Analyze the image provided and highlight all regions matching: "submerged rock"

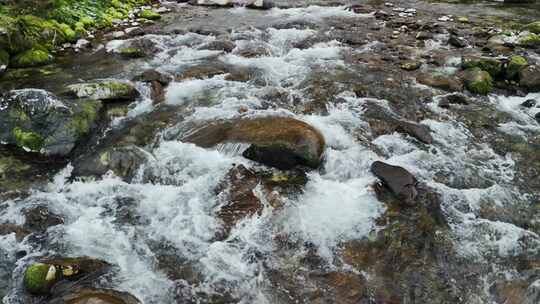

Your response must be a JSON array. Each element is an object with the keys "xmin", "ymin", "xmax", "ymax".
[
  {"xmin": 371, "ymin": 161, "xmax": 418, "ymax": 205},
  {"xmin": 182, "ymin": 116, "xmax": 325, "ymax": 169},
  {"xmin": 66, "ymin": 80, "xmax": 139, "ymax": 102},
  {"xmin": 0, "ymin": 89, "xmax": 102, "ymax": 156},
  {"xmin": 49, "ymin": 288, "xmax": 141, "ymax": 304}
]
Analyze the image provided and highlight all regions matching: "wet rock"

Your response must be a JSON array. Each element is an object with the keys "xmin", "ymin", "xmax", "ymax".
[
  {"xmin": 23, "ymin": 205, "xmax": 63, "ymax": 233},
  {"xmin": 0, "ymin": 223, "xmax": 30, "ymax": 241},
  {"xmin": 400, "ymin": 61, "xmax": 422, "ymax": 71},
  {"xmin": 524, "ymin": 21, "xmax": 540, "ymax": 34},
  {"xmin": 199, "ymin": 39, "xmax": 236, "ymax": 52},
  {"xmin": 23, "ymin": 263, "xmax": 56, "ymax": 294},
  {"xmin": 535, "ymin": 112, "xmax": 540, "ymax": 123},
  {"xmin": 133, "ymin": 69, "xmax": 171, "ymax": 86},
  {"xmin": 519, "ymin": 65, "xmax": 540, "ymax": 91},
  {"xmin": 215, "ymin": 165, "xmax": 263, "ymax": 235},
  {"xmin": 233, "ymin": 41, "xmax": 272, "ymax": 58},
  {"xmin": 521, "ymin": 99, "xmax": 536, "ymax": 108},
  {"xmin": 118, "ymin": 47, "xmax": 145, "ymax": 59},
  {"xmin": 0, "ymin": 89, "xmax": 102, "ymax": 156},
  {"xmin": 518, "ymin": 33, "xmax": 540, "ymax": 48},
  {"xmin": 181, "ymin": 116, "xmax": 325, "ymax": 169},
  {"xmin": 437, "ymin": 92, "xmax": 471, "ymax": 108},
  {"xmin": 506, "ymin": 55, "xmax": 528, "ymax": 80},
  {"xmin": 66, "ymin": 80, "xmax": 140, "ymax": 102},
  {"xmin": 448, "ymin": 35, "xmax": 467, "ymax": 48},
  {"xmin": 462, "ymin": 55, "xmax": 502, "ymax": 78},
  {"xmin": 49, "ymin": 288, "xmax": 141, "ymax": 304},
  {"xmin": 189, "ymin": 0, "xmax": 273, "ymax": 9},
  {"xmin": 74, "ymin": 145, "xmax": 151, "ymax": 181},
  {"xmin": 175, "ymin": 62, "xmax": 228, "ymax": 81},
  {"xmin": 371, "ymin": 161, "xmax": 418, "ymax": 205},
  {"xmin": 417, "ymin": 72, "xmax": 463, "ymax": 92},
  {"xmin": 463, "ymin": 67, "xmax": 493, "ymax": 95},
  {"xmin": 395, "ymin": 120, "xmax": 433, "ymax": 144}
]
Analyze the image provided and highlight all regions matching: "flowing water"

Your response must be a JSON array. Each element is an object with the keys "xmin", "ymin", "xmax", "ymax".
[{"xmin": 1, "ymin": 1, "xmax": 540, "ymax": 303}]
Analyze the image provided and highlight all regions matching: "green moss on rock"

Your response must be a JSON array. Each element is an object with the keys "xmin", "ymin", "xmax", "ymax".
[
  {"xmin": 462, "ymin": 56, "xmax": 502, "ymax": 78},
  {"xmin": 0, "ymin": 49, "xmax": 9, "ymax": 67},
  {"xmin": 58, "ymin": 23, "xmax": 77, "ymax": 42},
  {"xmin": 119, "ymin": 47, "xmax": 145, "ymax": 58},
  {"xmin": 12, "ymin": 127, "xmax": 44, "ymax": 152},
  {"xmin": 139, "ymin": 10, "xmax": 161, "ymax": 20},
  {"xmin": 463, "ymin": 67, "xmax": 493, "ymax": 95},
  {"xmin": 66, "ymin": 81, "xmax": 140, "ymax": 101},
  {"xmin": 525, "ymin": 21, "xmax": 540, "ymax": 34},
  {"xmin": 23, "ymin": 263, "xmax": 56, "ymax": 294},
  {"xmin": 12, "ymin": 48, "xmax": 52, "ymax": 68},
  {"xmin": 69, "ymin": 100, "xmax": 102, "ymax": 137},
  {"xmin": 506, "ymin": 55, "xmax": 527, "ymax": 80},
  {"xmin": 519, "ymin": 33, "xmax": 540, "ymax": 48}
]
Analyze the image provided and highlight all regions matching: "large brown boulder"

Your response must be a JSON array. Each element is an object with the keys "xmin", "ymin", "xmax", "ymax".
[{"xmin": 182, "ymin": 116, "xmax": 326, "ymax": 170}]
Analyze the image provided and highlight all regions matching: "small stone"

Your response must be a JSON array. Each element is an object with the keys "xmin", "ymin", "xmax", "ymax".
[
  {"xmin": 371, "ymin": 161, "xmax": 418, "ymax": 205},
  {"xmin": 400, "ymin": 61, "xmax": 422, "ymax": 71},
  {"xmin": 521, "ymin": 99, "xmax": 536, "ymax": 108}
]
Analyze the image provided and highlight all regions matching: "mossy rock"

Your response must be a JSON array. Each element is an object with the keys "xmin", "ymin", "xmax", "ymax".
[
  {"xmin": 119, "ymin": 47, "xmax": 145, "ymax": 59},
  {"xmin": 518, "ymin": 33, "xmax": 540, "ymax": 48},
  {"xmin": 0, "ymin": 49, "xmax": 9, "ymax": 67},
  {"xmin": 139, "ymin": 10, "xmax": 161, "ymax": 20},
  {"xmin": 462, "ymin": 55, "xmax": 502, "ymax": 78},
  {"xmin": 463, "ymin": 67, "xmax": 493, "ymax": 95},
  {"xmin": 66, "ymin": 81, "xmax": 140, "ymax": 102},
  {"xmin": 11, "ymin": 49, "xmax": 52, "ymax": 68},
  {"xmin": 506, "ymin": 55, "xmax": 527, "ymax": 80},
  {"xmin": 69, "ymin": 100, "xmax": 102, "ymax": 137},
  {"xmin": 23, "ymin": 263, "xmax": 57, "ymax": 294},
  {"xmin": 524, "ymin": 21, "xmax": 540, "ymax": 34},
  {"xmin": 12, "ymin": 127, "xmax": 44, "ymax": 152}
]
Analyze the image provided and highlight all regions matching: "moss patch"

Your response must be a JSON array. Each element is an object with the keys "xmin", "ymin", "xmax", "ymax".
[
  {"xmin": 11, "ymin": 48, "xmax": 52, "ymax": 68},
  {"xmin": 69, "ymin": 100, "xmax": 102, "ymax": 137},
  {"xmin": 519, "ymin": 33, "xmax": 540, "ymax": 47},
  {"xmin": 139, "ymin": 9, "xmax": 161, "ymax": 20},
  {"xmin": 23, "ymin": 263, "xmax": 55, "ymax": 294},
  {"xmin": 464, "ymin": 67, "xmax": 493, "ymax": 95},
  {"xmin": 506, "ymin": 55, "xmax": 527, "ymax": 80},
  {"xmin": 12, "ymin": 127, "xmax": 44, "ymax": 152},
  {"xmin": 525, "ymin": 21, "xmax": 540, "ymax": 34}
]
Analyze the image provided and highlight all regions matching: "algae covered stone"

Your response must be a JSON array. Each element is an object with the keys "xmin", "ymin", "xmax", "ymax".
[
  {"xmin": 524, "ymin": 21, "xmax": 540, "ymax": 34},
  {"xmin": 463, "ymin": 67, "xmax": 493, "ymax": 95},
  {"xmin": 0, "ymin": 89, "xmax": 102, "ymax": 156},
  {"xmin": 506, "ymin": 55, "xmax": 527, "ymax": 80},
  {"xmin": 139, "ymin": 9, "xmax": 161, "ymax": 20},
  {"xmin": 12, "ymin": 49, "xmax": 52, "ymax": 68},
  {"xmin": 518, "ymin": 33, "xmax": 540, "ymax": 48},
  {"xmin": 23, "ymin": 263, "xmax": 56, "ymax": 294},
  {"xmin": 66, "ymin": 80, "xmax": 140, "ymax": 101},
  {"xmin": 461, "ymin": 55, "xmax": 502, "ymax": 78}
]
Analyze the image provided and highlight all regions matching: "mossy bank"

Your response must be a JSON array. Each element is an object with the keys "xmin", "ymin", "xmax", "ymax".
[{"xmin": 0, "ymin": 0, "xmax": 157, "ymax": 70}]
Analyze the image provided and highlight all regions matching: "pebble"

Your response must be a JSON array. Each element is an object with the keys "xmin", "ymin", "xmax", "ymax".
[{"xmin": 112, "ymin": 31, "xmax": 126, "ymax": 39}]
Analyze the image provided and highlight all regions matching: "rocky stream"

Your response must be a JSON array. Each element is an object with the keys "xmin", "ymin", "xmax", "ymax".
[{"xmin": 1, "ymin": 0, "xmax": 540, "ymax": 303}]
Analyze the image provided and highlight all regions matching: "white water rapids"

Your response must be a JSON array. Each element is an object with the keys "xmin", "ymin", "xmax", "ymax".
[{"xmin": 1, "ymin": 4, "xmax": 540, "ymax": 304}]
